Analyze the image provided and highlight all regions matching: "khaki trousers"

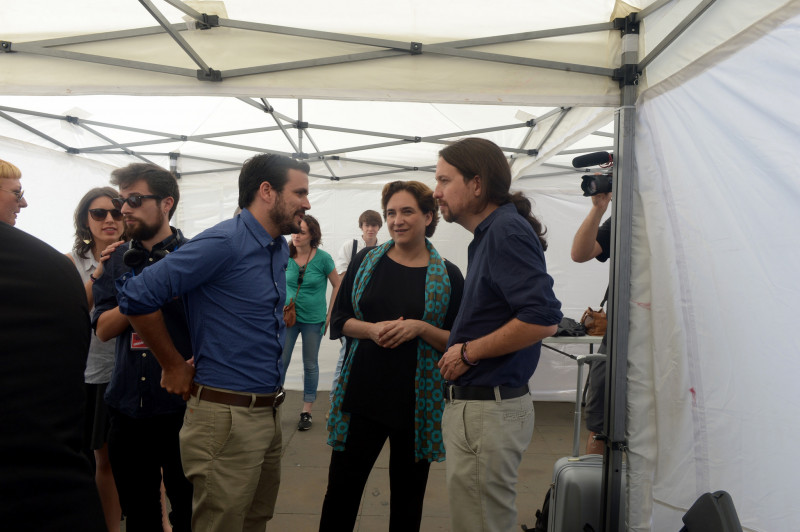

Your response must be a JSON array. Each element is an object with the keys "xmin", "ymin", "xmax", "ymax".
[
  {"xmin": 180, "ymin": 388, "xmax": 282, "ymax": 532},
  {"xmin": 442, "ymin": 393, "xmax": 535, "ymax": 532}
]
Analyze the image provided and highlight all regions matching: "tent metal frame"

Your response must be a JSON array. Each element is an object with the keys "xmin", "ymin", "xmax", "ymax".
[
  {"xmin": 0, "ymin": 101, "xmax": 580, "ymax": 181},
  {"xmin": 3, "ymin": 0, "xmax": 619, "ymax": 82}
]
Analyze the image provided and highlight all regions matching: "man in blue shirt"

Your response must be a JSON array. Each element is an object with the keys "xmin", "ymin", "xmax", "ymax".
[
  {"xmin": 117, "ymin": 154, "xmax": 311, "ymax": 532},
  {"xmin": 93, "ymin": 163, "xmax": 193, "ymax": 532},
  {"xmin": 433, "ymin": 138, "xmax": 563, "ymax": 532}
]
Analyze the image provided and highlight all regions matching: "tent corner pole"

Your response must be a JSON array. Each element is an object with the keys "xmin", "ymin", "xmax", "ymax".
[{"xmin": 602, "ymin": 17, "xmax": 639, "ymax": 532}]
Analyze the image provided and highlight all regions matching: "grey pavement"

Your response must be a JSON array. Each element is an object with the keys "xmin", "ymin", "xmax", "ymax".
[
  {"xmin": 270, "ymin": 390, "xmax": 586, "ymax": 532},
  {"xmin": 121, "ymin": 390, "xmax": 583, "ymax": 531}
]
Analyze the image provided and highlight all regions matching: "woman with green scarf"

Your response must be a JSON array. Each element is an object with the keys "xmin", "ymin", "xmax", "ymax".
[{"xmin": 320, "ymin": 180, "xmax": 463, "ymax": 532}]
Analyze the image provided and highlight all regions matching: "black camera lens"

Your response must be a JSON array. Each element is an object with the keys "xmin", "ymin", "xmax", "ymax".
[{"xmin": 581, "ymin": 173, "xmax": 613, "ymax": 197}]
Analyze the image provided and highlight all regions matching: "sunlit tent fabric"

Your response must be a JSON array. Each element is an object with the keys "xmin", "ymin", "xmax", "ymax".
[{"xmin": 2, "ymin": 1, "xmax": 800, "ymax": 530}]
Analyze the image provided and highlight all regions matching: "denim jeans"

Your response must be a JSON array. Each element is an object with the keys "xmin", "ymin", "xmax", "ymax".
[{"xmin": 281, "ymin": 321, "xmax": 323, "ymax": 403}]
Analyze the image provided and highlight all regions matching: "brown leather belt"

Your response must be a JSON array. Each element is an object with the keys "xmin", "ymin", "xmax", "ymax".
[{"xmin": 190, "ymin": 383, "xmax": 285, "ymax": 408}]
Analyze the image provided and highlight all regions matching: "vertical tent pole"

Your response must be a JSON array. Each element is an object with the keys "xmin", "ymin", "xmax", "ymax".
[{"xmin": 602, "ymin": 13, "xmax": 639, "ymax": 532}]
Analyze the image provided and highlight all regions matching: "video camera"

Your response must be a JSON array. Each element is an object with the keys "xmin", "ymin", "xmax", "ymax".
[{"xmin": 572, "ymin": 151, "xmax": 613, "ymax": 197}]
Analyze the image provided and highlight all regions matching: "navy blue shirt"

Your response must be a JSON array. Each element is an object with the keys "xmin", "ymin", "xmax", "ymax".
[
  {"xmin": 448, "ymin": 203, "xmax": 563, "ymax": 387},
  {"xmin": 93, "ymin": 229, "xmax": 192, "ymax": 418},
  {"xmin": 117, "ymin": 209, "xmax": 288, "ymax": 394},
  {"xmin": 597, "ymin": 217, "xmax": 611, "ymax": 263}
]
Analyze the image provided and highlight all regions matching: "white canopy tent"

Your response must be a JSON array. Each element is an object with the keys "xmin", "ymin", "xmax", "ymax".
[{"xmin": 3, "ymin": 1, "xmax": 800, "ymax": 530}]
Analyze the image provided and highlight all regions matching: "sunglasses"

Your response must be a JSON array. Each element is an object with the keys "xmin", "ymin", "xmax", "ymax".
[
  {"xmin": 297, "ymin": 265, "xmax": 307, "ymax": 286},
  {"xmin": 88, "ymin": 208, "xmax": 123, "ymax": 222},
  {"xmin": 112, "ymin": 194, "xmax": 163, "ymax": 209}
]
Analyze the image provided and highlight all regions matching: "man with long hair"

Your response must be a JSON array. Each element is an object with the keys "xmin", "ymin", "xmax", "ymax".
[{"xmin": 434, "ymin": 138, "xmax": 563, "ymax": 532}]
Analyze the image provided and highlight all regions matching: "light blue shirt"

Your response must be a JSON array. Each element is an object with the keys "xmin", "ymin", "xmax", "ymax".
[{"xmin": 117, "ymin": 209, "xmax": 288, "ymax": 394}]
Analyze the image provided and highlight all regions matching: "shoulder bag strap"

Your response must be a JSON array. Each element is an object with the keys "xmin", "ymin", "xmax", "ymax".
[{"xmin": 350, "ymin": 238, "xmax": 358, "ymax": 265}]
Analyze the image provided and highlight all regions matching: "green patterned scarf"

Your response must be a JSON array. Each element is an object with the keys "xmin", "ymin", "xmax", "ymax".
[{"xmin": 326, "ymin": 239, "xmax": 451, "ymax": 462}]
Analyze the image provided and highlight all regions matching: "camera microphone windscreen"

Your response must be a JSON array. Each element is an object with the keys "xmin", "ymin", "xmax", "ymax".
[{"xmin": 572, "ymin": 151, "xmax": 613, "ymax": 168}]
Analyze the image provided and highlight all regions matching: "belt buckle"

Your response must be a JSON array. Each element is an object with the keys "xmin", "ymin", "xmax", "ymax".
[{"xmin": 274, "ymin": 388, "xmax": 286, "ymax": 407}]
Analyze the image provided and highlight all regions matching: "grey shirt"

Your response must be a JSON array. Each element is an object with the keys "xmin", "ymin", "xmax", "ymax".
[{"xmin": 71, "ymin": 250, "xmax": 116, "ymax": 384}]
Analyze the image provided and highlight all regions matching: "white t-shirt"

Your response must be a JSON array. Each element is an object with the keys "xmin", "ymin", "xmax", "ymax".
[{"xmin": 334, "ymin": 237, "xmax": 377, "ymax": 275}]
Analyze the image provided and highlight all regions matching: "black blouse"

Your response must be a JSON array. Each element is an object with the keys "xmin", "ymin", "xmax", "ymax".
[{"xmin": 330, "ymin": 248, "xmax": 464, "ymax": 428}]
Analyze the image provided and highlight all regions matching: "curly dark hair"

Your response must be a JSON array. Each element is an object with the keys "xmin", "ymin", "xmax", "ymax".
[
  {"xmin": 72, "ymin": 186, "xmax": 126, "ymax": 259},
  {"xmin": 380, "ymin": 180, "xmax": 439, "ymax": 238}
]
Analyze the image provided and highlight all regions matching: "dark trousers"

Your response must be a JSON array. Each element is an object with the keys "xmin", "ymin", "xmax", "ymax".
[
  {"xmin": 319, "ymin": 413, "xmax": 431, "ymax": 532},
  {"xmin": 107, "ymin": 408, "xmax": 193, "ymax": 532}
]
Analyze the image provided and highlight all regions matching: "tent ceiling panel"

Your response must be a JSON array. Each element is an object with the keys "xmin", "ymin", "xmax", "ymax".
[
  {"xmin": 3, "ymin": 1, "xmax": 618, "ymax": 42},
  {"xmin": 1, "ymin": 1, "xmax": 622, "ymax": 105}
]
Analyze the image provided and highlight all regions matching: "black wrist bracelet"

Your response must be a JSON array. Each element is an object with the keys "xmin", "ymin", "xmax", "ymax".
[{"xmin": 460, "ymin": 341, "xmax": 479, "ymax": 366}]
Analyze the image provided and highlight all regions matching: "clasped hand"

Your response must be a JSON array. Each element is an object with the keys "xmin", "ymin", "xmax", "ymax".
[{"xmin": 371, "ymin": 317, "xmax": 422, "ymax": 349}]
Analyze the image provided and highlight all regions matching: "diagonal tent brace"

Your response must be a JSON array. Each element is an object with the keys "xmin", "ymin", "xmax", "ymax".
[
  {"xmin": 137, "ymin": 0, "xmax": 220, "ymax": 81},
  {"xmin": 74, "ymin": 120, "xmax": 154, "ymax": 164},
  {"xmin": 2, "ymin": 0, "xmax": 620, "ymax": 84},
  {"xmin": 0, "ymin": 110, "xmax": 72, "ymax": 152},
  {"xmin": 0, "ymin": 98, "xmax": 547, "ymax": 182}
]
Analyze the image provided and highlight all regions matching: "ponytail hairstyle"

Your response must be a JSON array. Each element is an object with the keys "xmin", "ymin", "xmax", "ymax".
[{"xmin": 438, "ymin": 137, "xmax": 548, "ymax": 250}]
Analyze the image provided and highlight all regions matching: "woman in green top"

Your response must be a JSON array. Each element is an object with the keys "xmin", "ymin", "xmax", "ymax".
[{"xmin": 282, "ymin": 214, "xmax": 340, "ymax": 431}]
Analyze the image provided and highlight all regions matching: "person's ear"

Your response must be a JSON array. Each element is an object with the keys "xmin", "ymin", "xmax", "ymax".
[
  {"xmin": 258, "ymin": 181, "xmax": 275, "ymax": 205},
  {"xmin": 471, "ymin": 175, "xmax": 482, "ymax": 197},
  {"xmin": 161, "ymin": 196, "xmax": 174, "ymax": 215}
]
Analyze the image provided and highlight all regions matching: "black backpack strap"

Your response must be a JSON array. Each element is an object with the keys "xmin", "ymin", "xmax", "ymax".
[
  {"xmin": 601, "ymin": 286, "xmax": 609, "ymax": 308},
  {"xmin": 350, "ymin": 239, "xmax": 358, "ymax": 265}
]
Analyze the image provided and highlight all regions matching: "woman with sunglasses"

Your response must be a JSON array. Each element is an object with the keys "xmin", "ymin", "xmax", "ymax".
[
  {"xmin": 281, "ymin": 214, "xmax": 340, "ymax": 431},
  {"xmin": 320, "ymin": 181, "xmax": 463, "ymax": 532},
  {"xmin": 65, "ymin": 186, "xmax": 126, "ymax": 532}
]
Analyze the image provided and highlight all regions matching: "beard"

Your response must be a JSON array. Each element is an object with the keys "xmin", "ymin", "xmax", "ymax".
[
  {"xmin": 271, "ymin": 194, "xmax": 303, "ymax": 235},
  {"xmin": 438, "ymin": 203, "xmax": 457, "ymax": 224},
  {"xmin": 126, "ymin": 210, "xmax": 164, "ymax": 242}
]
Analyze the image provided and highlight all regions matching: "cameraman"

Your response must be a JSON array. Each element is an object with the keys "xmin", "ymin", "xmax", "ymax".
[{"xmin": 570, "ymin": 191, "xmax": 611, "ymax": 454}]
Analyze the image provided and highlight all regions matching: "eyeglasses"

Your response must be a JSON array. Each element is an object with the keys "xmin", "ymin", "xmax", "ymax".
[
  {"xmin": 112, "ymin": 194, "xmax": 162, "ymax": 209},
  {"xmin": 88, "ymin": 208, "xmax": 123, "ymax": 222},
  {"xmin": 0, "ymin": 187, "xmax": 24, "ymax": 202},
  {"xmin": 297, "ymin": 265, "xmax": 307, "ymax": 286}
]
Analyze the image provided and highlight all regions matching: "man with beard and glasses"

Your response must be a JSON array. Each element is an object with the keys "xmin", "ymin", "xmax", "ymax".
[
  {"xmin": 115, "ymin": 154, "xmax": 311, "ymax": 532},
  {"xmin": 92, "ymin": 163, "xmax": 194, "ymax": 532}
]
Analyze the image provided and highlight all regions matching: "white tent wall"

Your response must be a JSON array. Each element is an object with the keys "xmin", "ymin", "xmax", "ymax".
[{"xmin": 630, "ymin": 7, "xmax": 800, "ymax": 531}]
